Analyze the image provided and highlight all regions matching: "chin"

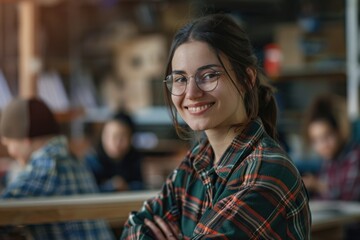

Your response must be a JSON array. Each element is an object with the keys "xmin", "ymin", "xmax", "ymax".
[
  {"xmin": 320, "ymin": 154, "xmax": 333, "ymax": 161},
  {"xmin": 188, "ymin": 123, "xmax": 207, "ymax": 131},
  {"xmin": 187, "ymin": 119, "xmax": 212, "ymax": 131}
]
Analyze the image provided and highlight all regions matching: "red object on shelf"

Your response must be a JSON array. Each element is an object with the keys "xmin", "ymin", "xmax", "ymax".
[{"xmin": 264, "ymin": 43, "xmax": 282, "ymax": 78}]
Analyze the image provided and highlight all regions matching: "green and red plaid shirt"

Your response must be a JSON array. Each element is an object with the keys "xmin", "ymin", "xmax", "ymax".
[{"xmin": 121, "ymin": 118, "xmax": 311, "ymax": 239}]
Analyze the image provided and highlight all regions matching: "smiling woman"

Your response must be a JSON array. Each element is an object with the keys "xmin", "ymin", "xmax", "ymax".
[
  {"xmin": 302, "ymin": 94, "xmax": 360, "ymax": 202},
  {"xmin": 120, "ymin": 14, "xmax": 311, "ymax": 240}
]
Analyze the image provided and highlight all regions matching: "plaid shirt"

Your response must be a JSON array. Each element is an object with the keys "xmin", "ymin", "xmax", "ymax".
[
  {"xmin": 121, "ymin": 119, "xmax": 311, "ymax": 239},
  {"xmin": 1, "ymin": 136, "xmax": 115, "ymax": 240},
  {"xmin": 319, "ymin": 142, "xmax": 360, "ymax": 201}
]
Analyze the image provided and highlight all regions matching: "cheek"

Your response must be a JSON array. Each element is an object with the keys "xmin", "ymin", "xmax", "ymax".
[
  {"xmin": 8, "ymin": 144, "xmax": 24, "ymax": 158},
  {"xmin": 106, "ymin": 138, "xmax": 118, "ymax": 151},
  {"xmin": 171, "ymin": 95, "xmax": 182, "ymax": 112},
  {"xmin": 327, "ymin": 137, "xmax": 339, "ymax": 152},
  {"xmin": 313, "ymin": 136, "xmax": 338, "ymax": 158},
  {"xmin": 8, "ymin": 144, "xmax": 18, "ymax": 153},
  {"xmin": 313, "ymin": 142, "xmax": 326, "ymax": 154},
  {"xmin": 118, "ymin": 139, "xmax": 131, "ymax": 151},
  {"xmin": 103, "ymin": 138, "xmax": 115, "ymax": 154}
]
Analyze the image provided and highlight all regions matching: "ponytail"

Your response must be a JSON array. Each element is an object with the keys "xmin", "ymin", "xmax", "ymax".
[{"xmin": 257, "ymin": 73, "xmax": 277, "ymax": 139}]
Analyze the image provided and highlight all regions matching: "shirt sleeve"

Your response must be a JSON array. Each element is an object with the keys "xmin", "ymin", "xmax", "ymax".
[
  {"xmin": 120, "ymin": 169, "xmax": 180, "ymax": 240},
  {"xmin": 1, "ymin": 164, "xmax": 57, "ymax": 199},
  {"xmin": 192, "ymin": 182, "xmax": 310, "ymax": 239},
  {"xmin": 84, "ymin": 153, "xmax": 104, "ymax": 184},
  {"xmin": 340, "ymin": 150, "xmax": 360, "ymax": 201},
  {"xmin": 98, "ymin": 179, "xmax": 117, "ymax": 192}
]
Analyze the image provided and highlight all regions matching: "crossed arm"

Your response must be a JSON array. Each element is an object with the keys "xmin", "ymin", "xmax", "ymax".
[{"xmin": 120, "ymin": 169, "xmax": 311, "ymax": 240}]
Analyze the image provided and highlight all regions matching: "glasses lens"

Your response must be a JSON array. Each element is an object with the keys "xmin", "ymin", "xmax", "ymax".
[
  {"xmin": 196, "ymin": 70, "xmax": 220, "ymax": 92},
  {"xmin": 165, "ymin": 74, "xmax": 187, "ymax": 95}
]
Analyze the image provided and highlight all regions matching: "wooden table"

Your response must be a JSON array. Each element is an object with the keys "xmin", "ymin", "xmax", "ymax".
[
  {"xmin": 0, "ymin": 190, "xmax": 158, "ymax": 227},
  {"xmin": 0, "ymin": 192, "xmax": 359, "ymax": 239},
  {"xmin": 310, "ymin": 201, "xmax": 360, "ymax": 240}
]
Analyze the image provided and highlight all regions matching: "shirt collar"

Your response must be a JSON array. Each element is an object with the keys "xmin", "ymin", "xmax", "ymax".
[
  {"xmin": 30, "ymin": 135, "xmax": 68, "ymax": 161},
  {"xmin": 192, "ymin": 118, "xmax": 266, "ymax": 180}
]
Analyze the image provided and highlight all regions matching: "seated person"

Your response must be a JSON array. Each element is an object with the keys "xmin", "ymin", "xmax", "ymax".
[
  {"xmin": 302, "ymin": 94, "xmax": 360, "ymax": 201},
  {"xmin": 85, "ymin": 111, "xmax": 144, "ymax": 192},
  {"xmin": 0, "ymin": 98, "xmax": 115, "ymax": 240}
]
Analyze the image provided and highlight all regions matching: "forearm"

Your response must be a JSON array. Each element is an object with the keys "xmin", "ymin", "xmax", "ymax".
[
  {"xmin": 121, "ymin": 221, "xmax": 154, "ymax": 240},
  {"xmin": 98, "ymin": 179, "xmax": 117, "ymax": 192},
  {"xmin": 121, "ymin": 171, "xmax": 180, "ymax": 239}
]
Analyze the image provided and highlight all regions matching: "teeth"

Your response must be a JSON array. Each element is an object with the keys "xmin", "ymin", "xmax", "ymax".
[{"xmin": 187, "ymin": 104, "xmax": 212, "ymax": 113}]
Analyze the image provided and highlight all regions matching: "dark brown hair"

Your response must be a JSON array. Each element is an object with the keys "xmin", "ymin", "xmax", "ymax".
[
  {"xmin": 163, "ymin": 14, "xmax": 277, "ymax": 139},
  {"xmin": 303, "ymin": 94, "xmax": 349, "ymax": 145}
]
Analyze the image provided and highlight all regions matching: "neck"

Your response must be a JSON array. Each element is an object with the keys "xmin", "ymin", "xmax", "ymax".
[
  {"xmin": 332, "ymin": 140, "xmax": 347, "ymax": 161},
  {"xmin": 205, "ymin": 126, "xmax": 244, "ymax": 164}
]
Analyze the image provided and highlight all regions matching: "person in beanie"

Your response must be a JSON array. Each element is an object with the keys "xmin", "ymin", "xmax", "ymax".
[{"xmin": 0, "ymin": 97, "xmax": 115, "ymax": 240}]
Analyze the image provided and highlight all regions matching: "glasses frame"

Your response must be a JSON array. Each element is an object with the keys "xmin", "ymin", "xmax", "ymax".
[{"xmin": 163, "ymin": 68, "xmax": 223, "ymax": 96}]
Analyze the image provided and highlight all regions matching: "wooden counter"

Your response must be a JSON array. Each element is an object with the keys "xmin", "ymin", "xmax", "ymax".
[
  {"xmin": 0, "ymin": 192, "xmax": 359, "ymax": 239},
  {"xmin": 0, "ymin": 190, "xmax": 158, "ymax": 227},
  {"xmin": 310, "ymin": 201, "xmax": 360, "ymax": 240}
]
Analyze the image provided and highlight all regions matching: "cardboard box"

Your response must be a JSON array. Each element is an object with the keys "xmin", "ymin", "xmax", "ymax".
[{"xmin": 275, "ymin": 24, "xmax": 305, "ymax": 70}]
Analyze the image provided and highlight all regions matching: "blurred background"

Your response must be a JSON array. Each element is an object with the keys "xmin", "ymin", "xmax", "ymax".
[{"xmin": 0, "ymin": 0, "xmax": 352, "ymax": 188}]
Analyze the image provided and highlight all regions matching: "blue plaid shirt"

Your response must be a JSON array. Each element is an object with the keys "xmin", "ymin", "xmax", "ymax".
[{"xmin": 1, "ymin": 136, "xmax": 115, "ymax": 240}]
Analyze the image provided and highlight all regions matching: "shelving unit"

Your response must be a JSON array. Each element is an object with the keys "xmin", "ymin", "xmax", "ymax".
[
  {"xmin": 273, "ymin": 68, "xmax": 346, "ymax": 82},
  {"xmin": 0, "ymin": 0, "xmax": 355, "ymax": 160}
]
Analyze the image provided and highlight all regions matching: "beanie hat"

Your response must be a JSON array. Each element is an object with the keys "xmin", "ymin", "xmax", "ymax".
[{"xmin": 0, "ymin": 98, "xmax": 60, "ymax": 139}]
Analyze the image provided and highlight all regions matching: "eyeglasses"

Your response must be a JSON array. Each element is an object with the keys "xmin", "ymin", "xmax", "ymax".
[{"xmin": 164, "ymin": 68, "xmax": 223, "ymax": 96}]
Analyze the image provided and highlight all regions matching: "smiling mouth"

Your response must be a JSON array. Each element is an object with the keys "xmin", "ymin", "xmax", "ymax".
[{"xmin": 186, "ymin": 103, "xmax": 214, "ymax": 114}]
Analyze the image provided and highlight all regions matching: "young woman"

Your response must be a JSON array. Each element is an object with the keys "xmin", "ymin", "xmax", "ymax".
[
  {"xmin": 121, "ymin": 14, "xmax": 311, "ymax": 239},
  {"xmin": 302, "ymin": 94, "xmax": 360, "ymax": 201},
  {"xmin": 85, "ymin": 111, "xmax": 144, "ymax": 192}
]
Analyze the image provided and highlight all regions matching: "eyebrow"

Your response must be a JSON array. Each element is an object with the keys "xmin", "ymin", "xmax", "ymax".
[{"xmin": 171, "ymin": 64, "xmax": 222, "ymax": 75}]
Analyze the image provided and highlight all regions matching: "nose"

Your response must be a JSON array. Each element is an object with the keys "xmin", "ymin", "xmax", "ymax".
[{"xmin": 186, "ymin": 76, "xmax": 203, "ymax": 98}]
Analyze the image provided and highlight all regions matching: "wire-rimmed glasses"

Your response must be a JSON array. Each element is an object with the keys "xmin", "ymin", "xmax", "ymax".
[{"xmin": 164, "ymin": 68, "xmax": 223, "ymax": 96}]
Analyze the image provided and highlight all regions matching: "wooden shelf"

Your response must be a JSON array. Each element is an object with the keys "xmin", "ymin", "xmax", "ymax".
[
  {"xmin": 271, "ymin": 67, "xmax": 346, "ymax": 82},
  {"xmin": 54, "ymin": 107, "xmax": 85, "ymax": 123}
]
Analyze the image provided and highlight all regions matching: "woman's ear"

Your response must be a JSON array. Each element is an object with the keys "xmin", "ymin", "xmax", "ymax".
[{"xmin": 246, "ymin": 67, "xmax": 257, "ymax": 87}]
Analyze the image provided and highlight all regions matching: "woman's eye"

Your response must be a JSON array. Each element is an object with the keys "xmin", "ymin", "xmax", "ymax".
[
  {"xmin": 174, "ymin": 76, "xmax": 187, "ymax": 83},
  {"xmin": 201, "ymin": 72, "xmax": 219, "ymax": 81}
]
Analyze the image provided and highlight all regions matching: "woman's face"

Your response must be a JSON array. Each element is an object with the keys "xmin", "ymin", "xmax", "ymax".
[
  {"xmin": 308, "ymin": 120, "xmax": 341, "ymax": 160},
  {"xmin": 170, "ymin": 41, "xmax": 247, "ymax": 132},
  {"xmin": 102, "ymin": 121, "xmax": 132, "ymax": 159}
]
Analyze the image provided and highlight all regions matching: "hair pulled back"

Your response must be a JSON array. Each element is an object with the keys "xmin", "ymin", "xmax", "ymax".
[{"xmin": 164, "ymin": 14, "xmax": 277, "ymax": 139}]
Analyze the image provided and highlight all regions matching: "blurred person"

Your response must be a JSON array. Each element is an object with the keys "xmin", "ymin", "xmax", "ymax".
[
  {"xmin": 303, "ymin": 94, "xmax": 360, "ymax": 201},
  {"xmin": 121, "ymin": 14, "xmax": 311, "ymax": 239},
  {"xmin": 0, "ymin": 97, "xmax": 115, "ymax": 240},
  {"xmin": 85, "ymin": 111, "xmax": 144, "ymax": 192}
]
